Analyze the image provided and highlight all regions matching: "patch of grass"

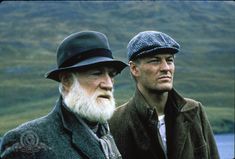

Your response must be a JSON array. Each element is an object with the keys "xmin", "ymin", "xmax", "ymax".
[
  {"xmin": 205, "ymin": 107, "xmax": 235, "ymax": 134},
  {"xmin": 0, "ymin": 97, "xmax": 56, "ymax": 136}
]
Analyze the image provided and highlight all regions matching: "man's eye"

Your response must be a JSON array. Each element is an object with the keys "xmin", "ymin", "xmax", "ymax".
[
  {"xmin": 148, "ymin": 59, "xmax": 160, "ymax": 63},
  {"xmin": 167, "ymin": 58, "xmax": 174, "ymax": 63},
  {"xmin": 109, "ymin": 71, "xmax": 118, "ymax": 78}
]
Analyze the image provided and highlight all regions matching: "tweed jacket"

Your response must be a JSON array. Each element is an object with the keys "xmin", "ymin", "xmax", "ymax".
[
  {"xmin": 109, "ymin": 89, "xmax": 220, "ymax": 159},
  {"xmin": 0, "ymin": 97, "xmax": 107, "ymax": 159}
]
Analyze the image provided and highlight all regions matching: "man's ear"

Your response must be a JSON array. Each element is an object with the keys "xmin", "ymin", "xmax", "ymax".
[
  {"xmin": 129, "ymin": 61, "xmax": 140, "ymax": 77},
  {"xmin": 59, "ymin": 72, "xmax": 72, "ymax": 94}
]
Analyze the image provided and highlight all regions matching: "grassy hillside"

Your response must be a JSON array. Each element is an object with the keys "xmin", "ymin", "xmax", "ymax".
[{"xmin": 0, "ymin": 1, "xmax": 234, "ymax": 135}]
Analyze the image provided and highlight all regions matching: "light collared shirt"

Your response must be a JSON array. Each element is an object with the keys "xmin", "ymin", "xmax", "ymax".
[{"xmin": 158, "ymin": 115, "xmax": 167, "ymax": 153}]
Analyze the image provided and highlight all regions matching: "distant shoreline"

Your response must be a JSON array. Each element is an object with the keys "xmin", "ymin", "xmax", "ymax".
[{"xmin": 215, "ymin": 132, "xmax": 234, "ymax": 135}]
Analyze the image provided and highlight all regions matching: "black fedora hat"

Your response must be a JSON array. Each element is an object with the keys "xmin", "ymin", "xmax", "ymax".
[{"xmin": 45, "ymin": 31, "xmax": 127, "ymax": 82}]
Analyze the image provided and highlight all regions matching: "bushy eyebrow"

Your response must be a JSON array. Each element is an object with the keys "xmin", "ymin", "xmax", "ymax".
[
  {"xmin": 148, "ymin": 55, "xmax": 174, "ymax": 60},
  {"xmin": 166, "ymin": 56, "xmax": 175, "ymax": 59}
]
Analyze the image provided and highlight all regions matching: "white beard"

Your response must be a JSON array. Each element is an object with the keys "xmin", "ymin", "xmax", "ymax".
[{"xmin": 63, "ymin": 80, "xmax": 116, "ymax": 123}]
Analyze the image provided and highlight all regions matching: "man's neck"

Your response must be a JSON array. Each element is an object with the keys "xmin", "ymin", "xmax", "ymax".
[{"xmin": 138, "ymin": 86, "xmax": 169, "ymax": 116}]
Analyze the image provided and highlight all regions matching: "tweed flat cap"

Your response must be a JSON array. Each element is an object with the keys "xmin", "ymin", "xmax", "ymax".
[
  {"xmin": 127, "ymin": 31, "xmax": 180, "ymax": 61},
  {"xmin": 45, "ymin": 31, "xmax": 127, "ymax": 82}
]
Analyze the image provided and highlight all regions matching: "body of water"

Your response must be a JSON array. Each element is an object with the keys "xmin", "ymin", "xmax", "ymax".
[{"xmin": 215, "ymin": 133, "xmax": 234, "ymax": 159}]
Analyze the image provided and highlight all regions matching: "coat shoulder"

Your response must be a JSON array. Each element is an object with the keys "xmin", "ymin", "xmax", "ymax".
[
  {"xmin": 110, "ymin": 101, "xmax": 132, "ymax": 124},
  {"xmin": 184, "ymin": 98, "xmax": 200, "ymax": 106},
  {"xmin": 0, "ymin": 112, "xmax": 60, "ymax": 159},
  {"xmin": 3, "ymin": 111, "xmax": 59, "ymax": 138},
  {"xmin": 181, "ymin": 98, "xmax": 201, "ymax": 112},
  {"xmin": 109, "ymin": 100, "xmax": 135, "ymax": 134}
]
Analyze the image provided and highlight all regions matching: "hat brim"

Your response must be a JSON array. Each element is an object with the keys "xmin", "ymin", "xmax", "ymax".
[
  {"xmin": 131, "ymin": 47, "xmax": 179, "ymax": 61},
  {"xmin": 45, "ymin": 56, "xmax": 127, "ymax": 82}
]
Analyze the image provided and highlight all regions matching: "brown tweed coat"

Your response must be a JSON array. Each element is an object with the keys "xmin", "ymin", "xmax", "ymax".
[{"xmin": 110, "ymin": 89, "xmax": 219, "ymax": 159}]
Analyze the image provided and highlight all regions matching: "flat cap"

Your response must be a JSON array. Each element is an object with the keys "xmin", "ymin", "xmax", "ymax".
[{"xmin": 127, "ymin": 31, "xmax": 180, "ymax": 61}]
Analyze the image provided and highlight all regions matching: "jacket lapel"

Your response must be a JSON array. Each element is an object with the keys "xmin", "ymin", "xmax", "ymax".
[
  {"xmin": 129, "ymin": 98, "xmax": 152, "ymax": 150},
  {"xmin": 130, "ymin": 90, "xmax": 152, "ymax": 150},
  {"xmin": 56, "ymin": 97, "xmax": 105, "ymax": 159},
  {"xmin": 71, "ymin": 123, "xmax": 105, "ymax": 159},
  {"xmin": 129, "ymin": 90, "xmax": 166, "ymax": 158},
  {"xmin": 167, "ymin": 91, "xmax": 198, "ymax": 159},
  {"xmin": 169, "ymin": 112, "xmax": 192, "ymax": 159}
]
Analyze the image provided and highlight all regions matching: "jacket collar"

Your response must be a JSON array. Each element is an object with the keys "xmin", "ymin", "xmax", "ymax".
[
  {"xmin": 133, "ymin": 88, "xmax": 195, "ymax": 122},
  {"xmin": 133, "ymin": 88, "xmax": 154, "ymax": 123},
  {"xmin": 54, "ymin": 97, "xmax": 105, "ymax": 159}
]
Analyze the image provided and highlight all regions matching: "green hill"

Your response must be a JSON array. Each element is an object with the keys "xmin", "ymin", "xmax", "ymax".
[{"xmin": 0, "ymin": 1, "xmax": 234, "ymax": 135}]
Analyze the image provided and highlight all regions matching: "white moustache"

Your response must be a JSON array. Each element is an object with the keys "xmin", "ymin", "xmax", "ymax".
[{"xmin": 97, "ymin": 91, "xmax": 113, "ymax": 100}]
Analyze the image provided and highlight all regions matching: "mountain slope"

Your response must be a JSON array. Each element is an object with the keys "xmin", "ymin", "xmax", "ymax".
[{"xmin": 0, "ymin": 1, "xmax": 234, "ymax": 135}]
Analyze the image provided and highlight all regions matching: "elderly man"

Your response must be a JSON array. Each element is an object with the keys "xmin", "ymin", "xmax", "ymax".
[
  {"xmin": 0, "ymin": 31, "xmax": 127, "ymax": 159},
  {"xmin": 110, "ymin": 31, "xmax": 219, "ymax": 159}
]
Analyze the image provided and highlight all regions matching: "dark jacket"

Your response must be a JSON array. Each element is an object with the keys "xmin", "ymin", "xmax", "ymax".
[
  {"xmin": 109, "ymin": 89, "xmax": 220, "ymax": 159},
  {"xmin": 0, "ymin": 97, "xmax": 107, "ymax": 159}
]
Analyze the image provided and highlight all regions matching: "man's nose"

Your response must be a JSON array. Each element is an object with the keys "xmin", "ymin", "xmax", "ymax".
[
  {"xmin": 160, "ymin": 60, "xmax": 170, "ymax": 71},
  {"xmin": 99, "ymin": 73, "xmax": 113, "ymax": 91}
]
